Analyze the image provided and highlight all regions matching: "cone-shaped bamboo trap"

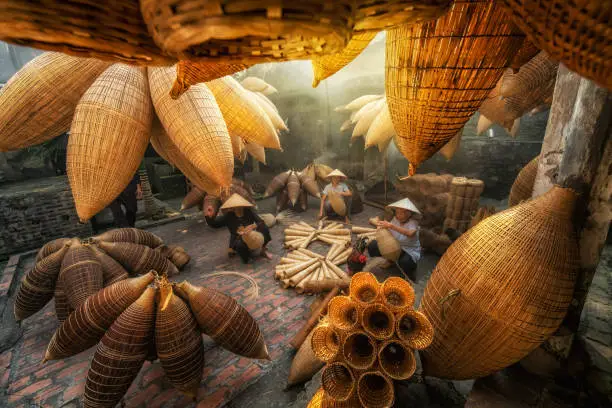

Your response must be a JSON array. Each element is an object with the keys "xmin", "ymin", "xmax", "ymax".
[{"xmin": 508, "ymin": 156, "xmax": 539, "ymax": 207}]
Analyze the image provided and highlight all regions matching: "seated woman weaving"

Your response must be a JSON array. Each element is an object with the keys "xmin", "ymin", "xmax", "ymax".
[
  {"xmin": 367, "ymin": 197, "xmax": 422, "ymax": 281},
  {"xmin": 319, "ymin": 169, "xmax": 352, "ymax": 223},
  {"xmin": 205, "ymin": 193, "xmax": 272, "ymax": 263}
]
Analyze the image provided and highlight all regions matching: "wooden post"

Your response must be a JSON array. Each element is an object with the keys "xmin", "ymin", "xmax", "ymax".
[{"xmin": 383, "ymin": 150, "xmax": 388, "ymax": 202}]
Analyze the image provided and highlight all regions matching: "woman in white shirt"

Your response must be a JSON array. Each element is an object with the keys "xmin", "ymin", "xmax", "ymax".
[
  {"xmin": 319, "ymin": 169, "xmax": 352, "ymax": 222},
  {"xmin": 367, "ymin": 198, "xmax": 422, "ymax": 281}
]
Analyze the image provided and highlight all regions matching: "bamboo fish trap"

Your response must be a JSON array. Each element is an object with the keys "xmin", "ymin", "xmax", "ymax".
[
  {"xmin": 499, "ymin": 0, "xmax": 612, "ymax": 90},
  {"xmin": 140, "ymin": 0, "xmax": 353, "ymax": 63},
  {"xmin": 68, "ymin": 64, "xmax": 153, "ymax": 222},
  {"xmin": 420, "ymin": 186, "xmax": 579, "ymax": 379},
  {"xmin": 385, "ymin": 0, "xmax": 525, "ymax": 174},
  {"xmin": 0, "ymin": 53, "xmax": 109, "ymax": 152},
  {"xmin": 0, "ymin": 1, "xmax": 174, "ymax": 65},
  {"xmin": 508, "ymin": 156, "xmax": 539, "ymax": 207},
  {"xmin": 170, "ymin": 60, "xmax": 251, "ymax": 99},
  {"xmin": 353, "ymin": 0, "xmax": 453, "ymax": 33}
]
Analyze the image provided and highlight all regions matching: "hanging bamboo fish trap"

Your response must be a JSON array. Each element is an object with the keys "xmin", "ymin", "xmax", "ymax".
[
  {"xmin": 385, "ymin": 0, "xmax": 525, "ymax": 174},
  {"xmin": 499, "ymin": 0, "xmax": 612, "ymax": 90},
  {"xmin": 353, "ymin": 0, "xmax": 453, "ymax": 32},
  {"xmin": 420, "ymin": 186, "xmax": 579, "ymax": 379},
  {"xmin": 170, "ymin": 60, "xmax": 251, "ymax": 99},
  {"xmin": 508, "ymin": 156, "xmax": 539, "ymax": 207},
  {"xmin": 364, "ymin": 102, "xmax": 395, "ymax": 149},
  {"xmin": 0, "ymin": 53, "xmax": 109, "ymax": 152},
  {"xmin": 0, "ymin": 1, "xmax": 174, "ymax": 65},
  {"xmin": 149, "ymin": 66, "xmax": 234, "ymax": 188},
  {"xmin": 68, "ymin": 65, "xmax": 153, "ymax": 222},
  {"xmin": 251, "ymin": 91, "xmax": 288, "ymax": 132},
  {"xmin": 241, "ymin": 77, "xmax": 278, "ymax": 95},
  {"xmin": 140, "ymin": 0, "xmax": 353, "ymax": 63}
]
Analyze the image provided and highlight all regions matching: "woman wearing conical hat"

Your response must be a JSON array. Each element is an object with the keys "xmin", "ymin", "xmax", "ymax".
[
  {"xmin": 205, "ymin": 193, "xmax": 273, "ymax": 263},
  {"xmin": 319, "ymin": 169, "xmax": 352, "ymax": 223},
  {"xmin": 368, "ymin": 197, "xmax": 422, "ymax": 281}
]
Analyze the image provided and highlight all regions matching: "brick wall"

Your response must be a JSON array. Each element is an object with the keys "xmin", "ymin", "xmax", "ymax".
[{"xmin": 0, "ymin": 176, "xmax": 91, "ymax": 259}]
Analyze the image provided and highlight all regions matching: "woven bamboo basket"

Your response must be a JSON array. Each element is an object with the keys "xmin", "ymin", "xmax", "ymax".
[
  {"xmin": 0, "ymin": 1, "xmax": 173, "ymax": 65},
  {"xmin": 508, "ymin": 156, "xmax": 539, "ymax": 207},
  {"xmin": 149, "ymin": 66, "xmax": 234, "ymax": 188},
  {"xmin": 53, "ymin": 280, "xmax": 73, "ymax": 323},
  {"xmin": 251, "ymin": 91, "xmax": 287, "ymax": 132},
  {"xmin": 207, "ymin": 76, "xmax": 281, "ymax": 149},
  {"xmin": 385, "ymin": 0, "xmax": 524, "ymax": 174},
  {"xmin": 45, "ymin": 272, "xmax": 155, "ymax": 361},
  {"xmin": 510, "ymin": 37, "xmax": 540, "ymax": 70},
  {"xmin": 175, "ymin": 281, "xmax": 269, "ymax": 359},
  {"xmin": 361, "ymin": 303, "xmax": 396, "ymax": 340},
  {"xmin": 277, "ymin": 188, "xmax": 290, "ymax": 212},
  {"xmin": 328, "ymin": 296, "xmax": 360, "ymax": 331},
  {"xmin": 364, "ymin": 103, "xmax": 395, "ymax": 149},
  {"xmin": 501, "ymin": 51, "xmax": 558, "ymax": 98},
  {"xmin": 328, "ymin": 190, "xmax": 347, "ymax": 217},
  {"xmin": 68, "ymin": 64, "xmax": 152, "ymax": 222},
  {"xmin": 264, "ymin": 171, "xmax": 290, "ymax": 197},
  {"xmin": 0, "ymin": 53, "xmax": 109, "ymax": 152},
  {"xmin": 298, "ymin": 172, "xmax": 322, "ymax": 198},
  {"xmin": 91, "ymin": 245, "xmax": 129, "ymax": 286},
  {"xmin": 379, "ymin": 277, "xmax": 414, "ymax": 313},
  {"xmin": 170, "ymin": 60, "xmax": 251, "ymax": 99},
  {"xmin": 342, "ymin": 331, "xmax": 377, "ymax": 370},
  {"xmin": 150, "ymin": 116, "xmax": 222, "ymax": 195},
  {"xmin": 140, "ymin": 0, "xmax": 352, "ymax": 63},
  {"xmin": 308, "ymin": 387, "xmax": 361, "ymax": 408},
  {"xmin": 349, "ymin": 272, "xmax": 380, "ymax": 307},
  {"xmin": 181, "ymin": 186, "xmax": 206, "ymax": 210},
  {"xmin": 395, "ymin": 310, "xmax": 433, "ymax": 350},
  {"xmin": 354, "ymin": 0, "xmax": 452, "ymax": 32},
  {"xmin": 60, "ymin": 243, "xmax": 103, "ymax": 309},
  {"xmin": 245, "ymin": 141, "xmax": 267, "ymax": 164},
  {"xmin": 353, "ymin": 99, "xmax": 385, "ymax": 139},
  {"xmin": 321, "ymin": 362, "xmax": 356, "ymax": 402},
  {"xmin": 311, "ymin": 31, "xmax": 377, "ymax": 88},
  {"xmin": 94, "ymin": 228, "xmax": 164, "ymax": 248},
  {"xmin": 287, "ymin": 172, "xmax": 301, "ymax": 205},
  {"xmin": 241, "ymin": 77, "xmax": 278, "ymax": 95},
  {"xmin": 14, "ymin": 244, "xmax": 70, "ymax": 321},
  {"xmin": 314, "ymin": 163, "xmax": 334, "ymax": 181},
  {"xmin": 243, "ymin": 230, "xmax": 265, "ymax": 250},
  {"xmin": 357, "ymin": 370, "xmax": 395, "ymax": 408},
  {"xmin": 165, "ymin": 245, "xmax": 191, "ymax": 269},
  {"xmin": 84, "ymin": 287, "xmax": 156, "ymax": 408},
  {"xmin": 420, "ymin": 186, "xmax": 579, "ymax": 379},
  {"xmin": 499, "ymin": 0, "xmax": 612, "ymax": 90},
  {"xmin": 288, "ymin": 325, "xmax": 325, "ymax": 386},
  {"xmin": 155, "ymin": 283, "xmax": 204, "ymax": 398},
  {"xmin": 97, "ymin": 241, "xmax": 178, "ymax": 277},
  {"xmin": 378, "ymin": 340, "xmax": 416, "ymax": 380},
  {"xmin": 311, "ymin": 324, "xmax": 341, "ymax": 363},
  {"xmin": 35, "ymin": 238, "xmax": 71, "ymax": 263},
  {"xmin": 375, "ymin": 228, "xmax": 401, "ymax": 262}
]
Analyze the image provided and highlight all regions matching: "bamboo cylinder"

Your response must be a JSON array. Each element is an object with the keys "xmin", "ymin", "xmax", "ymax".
[
  {"xmin": 380, "ymin": 277, "xmax": 415, "ymax": 313},
  {"xmin": 361, "ymin": 303, "xmax": 396, "ymax": 341},
  {"xmin": 357, "ymin": 371, "xmax": 395, "ymax": 408},
  {"xmin": 0, "ymin": 52, "xmax": 110, "ymax": 151},
  {"xmin": 303, "ymin": 279, "xmax": 350, "ymax": 294},
  {"xmin": 325, "ymin": 260, "xmax": 350, "ymax": 281},
  {"xmin": 311, "ymin": 324, "xmax": 341, "ymax": 363},
  {"xmin": 349, "ymin": 272, "xmax": 380, "ymax": 306},
  {"xmin": 321, "ymin": 362, "xmax": 355, "ymax": 402},
  {"xmin": 328, "ymin": 296, "xmax": 359, "ymax": 331},
  {"xmin": 342, "ymin": 331, "xmax": 377, "ymax": 370},
  {"xmin": 68, "ymin": 64, "xmax": 152, "ymax": 222},
  {"xmin": 378, "ymin": 340, "xmax": 417, "ymax": 380},
  {"xmin": 288, "ymin": 262, "xmax": 322, "ymax": 287}
]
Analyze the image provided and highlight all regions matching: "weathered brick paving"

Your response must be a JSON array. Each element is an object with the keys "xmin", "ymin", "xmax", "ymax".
[{"xmin": 2, "ymin": 210, "xmax": 378, "ymax": 407}]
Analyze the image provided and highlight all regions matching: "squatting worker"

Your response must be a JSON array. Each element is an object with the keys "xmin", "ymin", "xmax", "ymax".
[
  {"xmin": 110, "ymin": 171, "xmax": 142, "ymax": 228},
  {"xmin": 205, "ymin": 193, "xmax": 272, "ymax": 264},
  {"xmin": 319, "ymin": 169, "xmax": 352, "ymax": 223},
  {"xmin": 367, "ymin": 198, "xmax": 422, "ymax": 281}
]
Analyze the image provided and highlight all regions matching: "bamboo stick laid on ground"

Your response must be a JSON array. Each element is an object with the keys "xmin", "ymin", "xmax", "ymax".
[
  {"xmin": 352, "ymin": 226, "xmax": 377, "ymax": 234},
  {"xmin": 326, "ymin": 244, "xmax": 343, "ymax": 262},
  {"xmin": 304, "ymin": 279, "xmax": 349, "ymax": 293},
  {"xmin": 297, "ymin": 248, "xmax": 325, "ymax": 259},
  {"xmin": 325, "ymin": 260, "xmax": 350, "ymax": 280},
  {"xmin": 289, "ymin": 262, "xmax": 321, "ymax": 287},
  {"xmin": 284, "ymin": 229, "xmax": 312, "ymax": 236},
  {"xmin": 290, "ymin": 287, "xmax": 340, "ymax": 349},
  {"xmin": 287, "ymin": 252, "xmax": 311, "ymax": 261}
]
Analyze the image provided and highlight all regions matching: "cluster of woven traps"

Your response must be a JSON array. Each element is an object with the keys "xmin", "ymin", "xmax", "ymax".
[
  {"xmin": 181, "ymin": 178, "xmax": 256, "ymax": 213},
  {"xmin": 13, "ymin": 228, "xmax": 188, "ymax": 323},
  {"xmin": 40, "ymin": 272, "xmax": 268, "ymax": 407},
  {"xmin": 308, "ymin": 272, "xmax": 433, "ymax": 408},
  {"xmin": 266, "ymin": 165, "xmax": 329, "ymax": 213},
  {"xmin": 443, "ymin": 177, "xmax": 484, "ymax": 234},
  {"xmin": 284, "ymin": 221, "xmax": 352, "ymax": 249}
]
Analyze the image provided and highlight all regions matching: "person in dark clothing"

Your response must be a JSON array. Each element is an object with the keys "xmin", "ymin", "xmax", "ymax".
[
  {"xmin": 109, "ymin": 173, "xmax": 142, "ymax": 227},
  {"xmin": 204, "ymin": 193, "xmax": 272, "ymax": 263}
]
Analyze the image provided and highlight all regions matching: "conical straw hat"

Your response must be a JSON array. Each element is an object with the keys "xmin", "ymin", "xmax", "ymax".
[
  {"xmin": 220, "ymin": 193, "xmax": 254, "ymax": 210},
  {"xmin": 387, "ymin": 198, "xmax": 422, "ymax": 216},
  {"xmin": 326, "ymin": 169, "xmax": 347, "ymax": 179}
]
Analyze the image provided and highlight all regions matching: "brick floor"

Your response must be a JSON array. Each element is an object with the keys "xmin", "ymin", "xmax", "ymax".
[{"xmin": 2, "ymin": 200, "xmax": 391, "ymax": 407}]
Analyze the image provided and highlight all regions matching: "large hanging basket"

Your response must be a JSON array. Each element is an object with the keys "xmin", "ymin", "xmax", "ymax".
[
  {"xmin": 508, "ymin": 156, "xmax": 539, "ymax": 207},
  {"xmin": 0, "ymin": 1, "xmax": 174, "ymax": 66},
  {"xmin": 385, "ymin": 0, "xmax": 524, "ymax": 174},
  {"xmin": 419, "ymin": 186, "xmax": 579, "ymax": 380},
  {"xmin": 354, "ymin": 0, "xmax": 452, "ymax": 32},
  {"xmin": 139, "ymin": 0, "xmax": 353, "ymax": 63},
  {"xmin": 499, "ymin": 0, "xmax": 612, "ymax": 90}
]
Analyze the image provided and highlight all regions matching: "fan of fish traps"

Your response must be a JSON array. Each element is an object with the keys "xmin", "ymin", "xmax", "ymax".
[
  {"xmin": 41, "ymin": 270, "xmax": 268, "ymax": 407},
  {"xmin": 13, "ymin": 228, "xmax": 189, "ymax": 323},
  {"xmin": 275, "ymin": 245, "xmax": 352, "ymax": 294},
  {"xmin": 284, "ymin": 221, "xmax": 352, "ymax": 250},
  {"xmin": 306, "ymin": 272, "xmax": 433, "ymax": 408},
  {"xmin": 265, "ymin": 169, "xmax": 322, "ymax": 213}
]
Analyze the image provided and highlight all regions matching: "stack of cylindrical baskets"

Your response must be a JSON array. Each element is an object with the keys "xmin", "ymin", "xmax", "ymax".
[
  {"xmin": 443, "ymin": 177, "xmax": 484, "ymax": 233},
  {"xmin": 307, "ymin": 272, "xmax": 434, "ymax": 408}
]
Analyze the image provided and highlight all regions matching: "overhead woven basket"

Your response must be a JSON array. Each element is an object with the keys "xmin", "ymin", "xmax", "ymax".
[
  {"xmin": 385, "ymin": 0, "xmax": 524, "ymax": 175},
  {"xmin": 499, "ymin": 0, "xmax": 612, "ymax": 90},
  {"xmin": 354, "ymin": 0, "xmax": 452, "ymax": 32},
  {"xmin": 140, "ymin": 0, "xmax": 353, "ymax": 63},
  {"xmin": 0, "ymin": 53, "xmax": 109, "ymax": 152},
  {"xmin": 170, "ymin": 60, "xmax": 251, "ymax": 99},
  {"xmin": 508, "ymin": 156, "xmax": 539, "ymax": 207},
  {"xmin": 0, "ymin": 1, "xmax": 174, "ymax": 65},
  {"xmin": 419, "ymin": 186, "xmax": 579, "ymax": 380}
]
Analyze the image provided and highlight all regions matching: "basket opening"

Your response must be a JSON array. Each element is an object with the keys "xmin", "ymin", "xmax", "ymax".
[
  {"xmin": 382, "ymin": 342, "xmax": 405, "ymax": 364},
  {"xmin": 323, "ymin": 363, "xmax": 355, "ymax": 400},
  {"xmin": 344, "ymin": 332, "xmax": 376, "ymax": 369},
  {"xmin": 359, "ymin": 372, "xmax": 393, "ymax": 408},
  {"xmin": 380, "ymin": 341, "xmax": 415, "ymax": 380},
  {"xmin": 399, "ymin": 315, "xmax": 416, "ymax": 335},
  {"xmin": 369, "ymin": 311, "xmax": 390, "ymax": 331},
  {"xmin": 344, "ymin": 307, "xmax": 358, "ymax": 325},
  {"xmin": 357, "ymin": 286, "xmax": 377, "ymax": 303},
  {"xmin": 385, "ymin": 290, "xmax": 404, "ymax": 307},
  {"xmin": 353, "ymin": 334, "xmax": 374, "ymax": 357}
]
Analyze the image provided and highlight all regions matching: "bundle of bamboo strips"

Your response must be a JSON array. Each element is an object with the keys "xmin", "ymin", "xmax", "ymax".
[
  {"xmin": 284, "ymin": 221, "xmax": 351, "ymax": 250},
  {"xmin": 275, "ymin": 245, "xmax": 352, "ymax": 294}
]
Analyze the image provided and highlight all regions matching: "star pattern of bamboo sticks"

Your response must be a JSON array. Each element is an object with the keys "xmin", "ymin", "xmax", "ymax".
[{"xmin": 284, "ymin": 221, "xmax": 351, "ymax": 249}]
